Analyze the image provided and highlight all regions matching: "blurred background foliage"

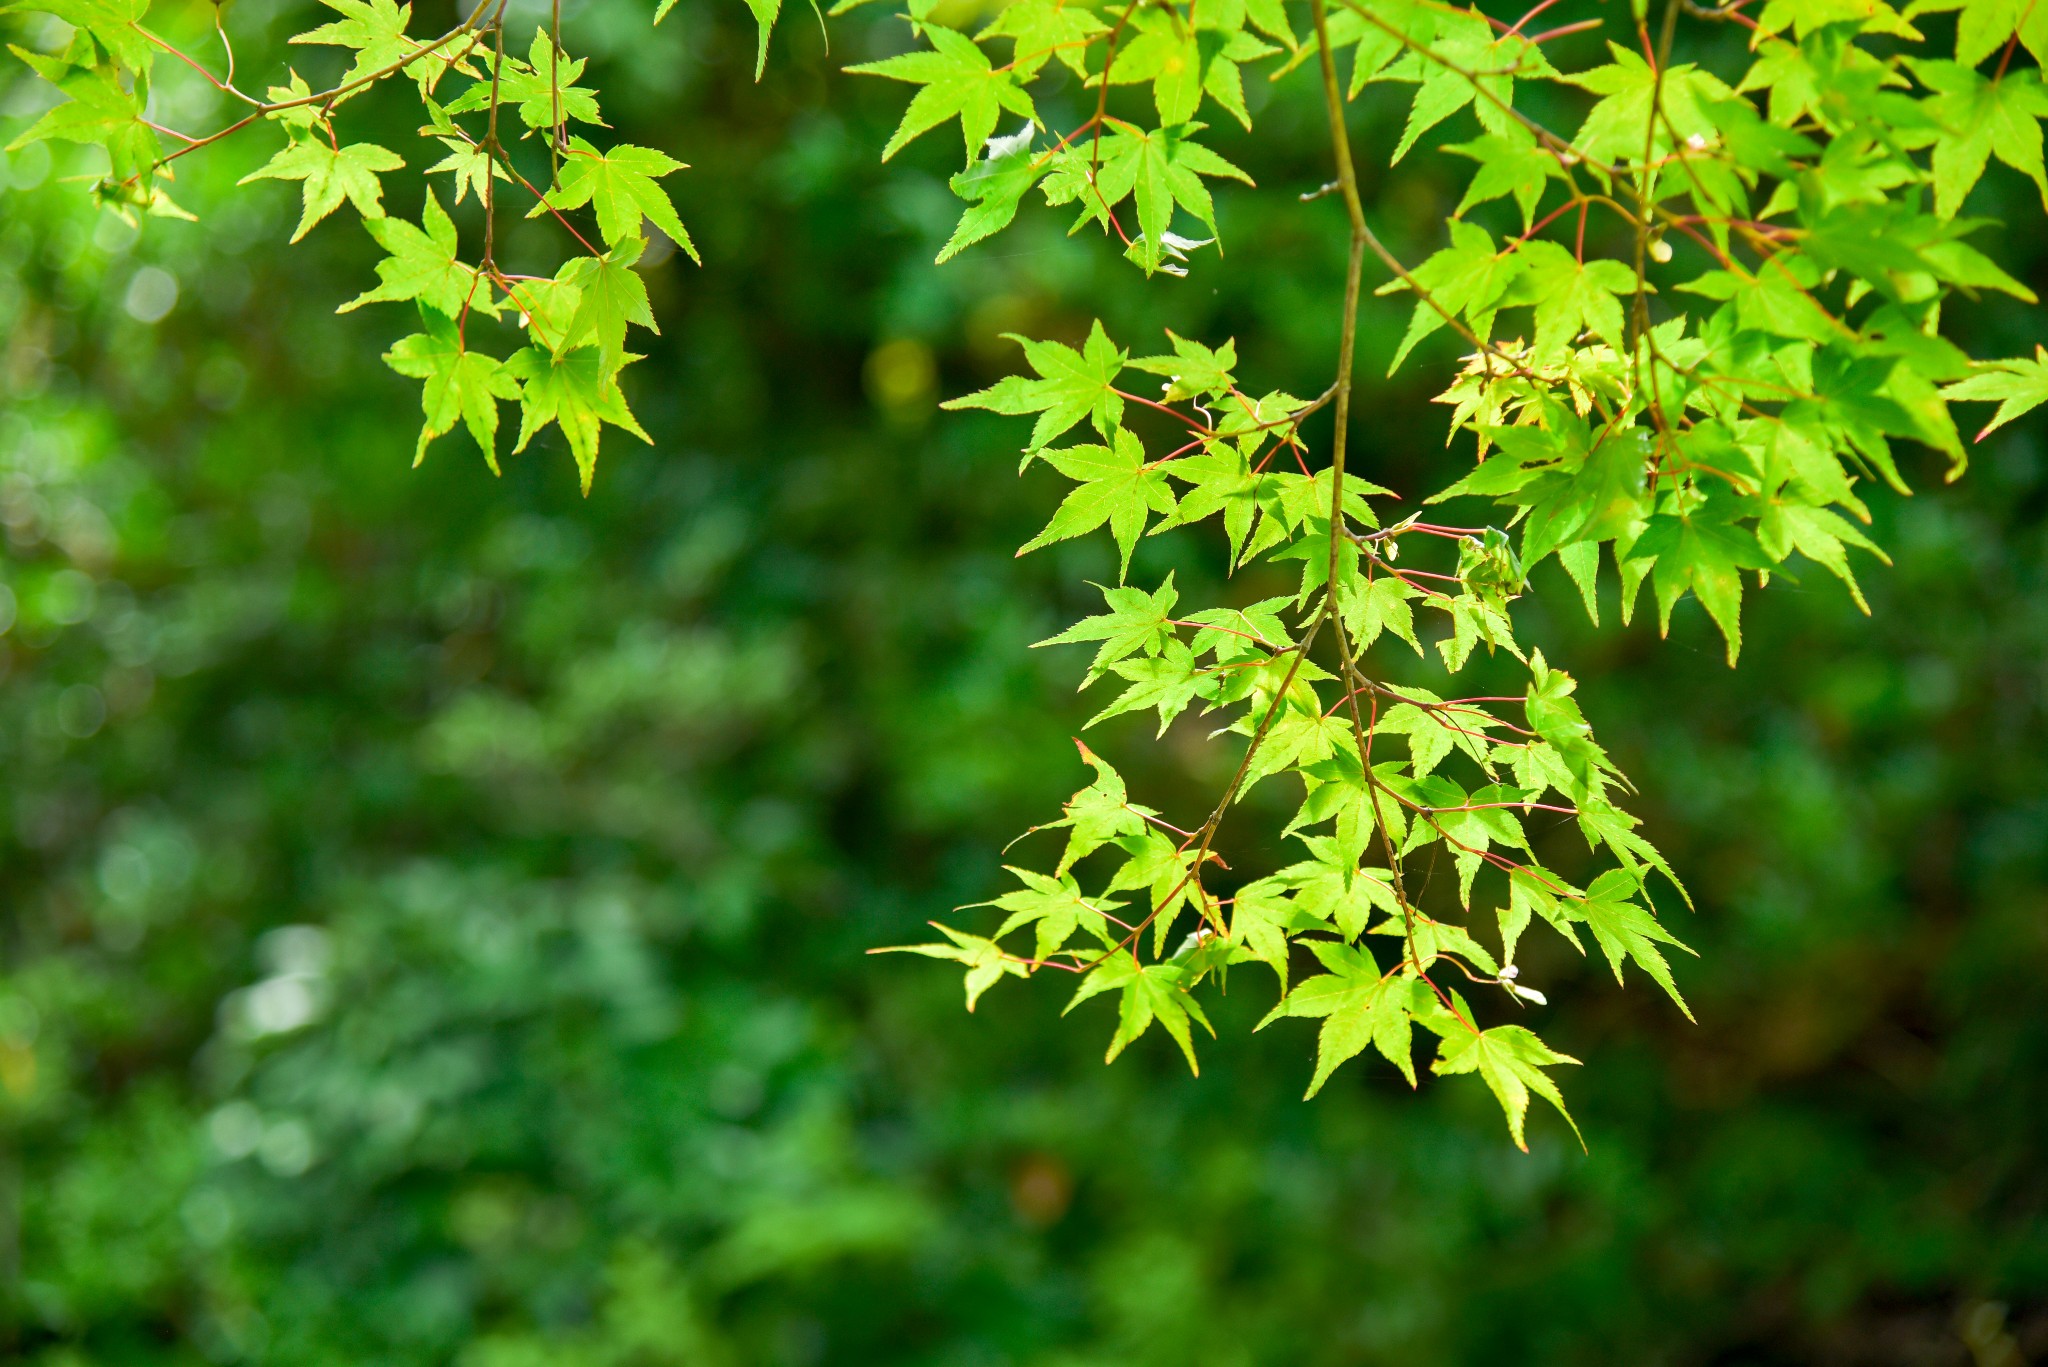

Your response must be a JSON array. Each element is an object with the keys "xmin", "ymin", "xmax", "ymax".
[{"xmin": 2, "ymin": 0, "xmax": 2046, "ymax": 1361}]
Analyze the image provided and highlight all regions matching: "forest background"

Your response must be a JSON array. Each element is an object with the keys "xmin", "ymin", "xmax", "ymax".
[{"xmin": 2, "ymin": 0, "xmax": 2046, "ymax": 1359}]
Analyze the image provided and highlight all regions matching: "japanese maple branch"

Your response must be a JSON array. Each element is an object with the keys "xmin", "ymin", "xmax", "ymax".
[
  {"xmin": 1306, "ymin": 0, "xmax": 1473, "ymax": 1018},
  {"xmin": 1630, "ymin": 0, "xmax": 1683, "ymax": 478},
  {"xmin": 126, "ymin": 0, "xmax": 497, "ymax": 181}
]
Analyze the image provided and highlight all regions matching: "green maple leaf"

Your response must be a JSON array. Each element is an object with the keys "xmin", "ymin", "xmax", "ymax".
[
  {"xmin": 1258, "ymin": 941, "xmax": 1427, "ymax": 1095},
  {"xmin": 1916, "ymin": 226, "xmax": 2038, "ymax": 305},
  {"xmin": 4, "ymin": 58, "xmax": 158, "ymax": 182},
  {"xmin": 1373, "ymin": 695, "xmax": 1457, "ymax": 778},
  {"xmin": 1735, "ymin": 57, "xmax": 1827, "ymax": 155},
  {"xmin": 1430, "ymin": 589, "xmax": 1520, "ymax": 672},
  {"xmin": 1091, "ymin": 120, "xmax": 1252, "ymax": 273},
  {"xmin": 848, "ymin": 24, "xmax": 1037, "ymax": 162},
  {"xmin": 739, "ymin": 0, "xmax": 782, "ymax": 78},
  {"xmin": 240, "ymin": 139, "xmax": 404, "ymax": 242},
  {"xmin": 1436, "ymin": 781, "xmax": 1533, "ymax": 870},
  {"xmin": 258, "ymin": 70, "xmax": 325, "ymax": 136},
  {"xmin": 1445, "ymin": 132, "xmax": 1561, "ymax": 230},
  {"xmin": 1797, "ymin": 345, "xmax": 1937, "ymax": 488},
  {"xmin": 1203, "ymin": 32, "xmax": 1284, "ymax": 128},
  {"xmin": 340, "ymin": 189, "xmax": 496, "ymax": 319},
  {"xmin": 1577, "ymin": 800, "xmax": 1687, "ymax": 905},
  {"xmin": 982, "ymin": 0, "xmax": 1108, "ymax": 80},
  {"xmin": 504, "ymin": 345, "xmax": 651, "ymax": 493},
  {"xmin": 542, "ymin": 137, "xmax": 697, "ymax": 259},
  {"xmin": 1497, "ymin": 866, "xmax": 1582, "ymax": 961},
  {"xmin": 1128, "ymin": 330, "xmax": 1238, "ymax": 402},
  {"xmin": 444, "ymin": 30, "xmax": 603, "ymax": 130},
  {"xmin": 1434, "ymin": 1024, "xmax": 1581, "ymax": 1151},
  {"xmin": 1089, "ymin": 640, "xmax": 1202, "ymax": 734},
  {"xmin": 382, "ymin": 306, "xmax": 522, "ymax": 470},
  {"xmin": 1020, "ymin": 428, "xmax": 1177, "ymax": 580},
  {"xmin": 1576, "ymin": 869, "xmax": 1695, "ymax": 1018},
  {"xmin": 1710, "ymin": 87, "xmax": 1816, "ymax": 163},
  {"xmin": 1039, "ymin": 741, "xmax": 1152, "ymax": 875},
  {"xmin": 1907, "ymin": 0, "xmax": 2048, "ymax": 66},
  {"xmin": 1686, "ymin": 265, "xmax": 1843, "ymax": 347},
  {"xmin": 1911, "ymin": 61, "xmax": 2048, "ymax": 217},
  {"xmin": 1799, "ymin": 133, "xmax": 1922, "ymax": 212},
  {"xmin": 1506, "ymin": 240, "xmax": 1638, "ymax": 362},
  {"xmin": 1227, "ymin": 389, "xmax": 1321, "ymax": 461},
  {"xmin": 1114, "ymin": 20, "xmax": 1277, "ymax": 131},
  {"xmin": 1106, "ymin": 826, "xmax": 1205, "ymax": 955},
  {"xmin": 289, "ymin": 0, "xmax": 418, "ymax": 88},
  {"xmin": 18, "ymin": 0, "xmax": 153, "ymax": 72},
  {"xmin": 1523, "ymin": 653, "xmax": 1611, "ymax": 799},
  {"xmin": 1383, "ymin": 773, "xmax": 1527, "ymax": 909},
  {"xmin": 1942, "ymin": 346, "xmax": 2048, "ymax": 438},
  {"xmin": 944, "ymin": 321, "xmax": 1126, "ymax": 452},
  {"xmin": 1512, "ymin": 423, "xmax": 1652, "ymax": 567},
  {"xmin": 422, "ymin": 134, "xmax": 507, "ymax": 205},
  {"xmin": 1373, "ymin": 914, "xmax": 1504, "ymax": 976},
  {"xmin": 1627, "ymin": 509, "xmax": 1771, "ymax": 663},
  {"xmin": 1379, "ymin": 219, "xmax": 1524, "ymax": 373},
  {"xmin": 1243, "ymin": 0, "xmax": 1297, "ymax": 47},
  {"xmin": 1562, "ymin": 42, "xmax": 1729, "ymax": 163},
  {"xmin": 505, "ymin": 28, "xmax": 602, "ymax": 129},
  {"xmin": 1237, "ymin": 702, "xmax": 1348, "ymax": 793},
  {"xmin": 1298, "ymin": 0, "xmax": 1432, "ymax": 93},
  {"xmin": 1287, "ymin": 749, "xmax": 1409, "ymax": 870},
  {"xmin": 1196, "ymin": 37, "xmax": 1269, "ymax": 136},
  {"xmin": 1067, "ymin": 957, "xmax": 1211, "ymax": 1074},
  {"xmin": 1157, "ymin": 447, "xmax": 1262, "ymax": 563},
  {"xmin": 1104, "ymin": 10, "xmax": 1206, "ymax": 125},
  {"xmin": 505, "ymin": 273, "xmax": 584, "ymax": 354},
  {"xmin": 1035, "ymin": 573, "xmax": 1179, "ymax": 683},
  {"xmin": 1272, "ymin": 848, "xmax": 1399, "ymax": 940},
  {"xmin": 1800, "ymin": 204, "xmax": 1936, "ymax": 299},
  {"xmin": 873, "ymin": 924, "xmax": 1027, "ymax": 1010},
  {"xmin": 977, "ymin": 866, "xmax": 1119, "ymax": 961},
  {"xmin": 1752, "ymin": 0, "xmax": 1920, "ymax": 39},
  {"xmin": 1338, "ymin": 571, "xmax": 1421, "ymax": 653},
  {"xmin": 1180, "ymin": 598, "xmax": 1292, "ymax": 659},
  {"xmin": 407, "ymin": 28, "xmax": 487, "ymax": 94},
  {"xmin": 558, "ymin": 238, "xmax": 655, "ymax": 380},
  {"xmin": 937, "ymin": 128, "xmax": 1047, "ymax": 262},
  {"xmin": 1757, "ymin": 501, "xmax": 1891, "ymax": 611},
  {"xmin": 1391, "ymin": 17, "xmax": 1529, "ymax": 163},
  {"xmin": 1223, "ymin": 878, "xmax": 1302, "ymax": 987}
]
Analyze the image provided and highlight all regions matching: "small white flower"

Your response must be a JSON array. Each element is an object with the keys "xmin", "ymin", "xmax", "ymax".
[
  {"xmin": 983, "ymin": 125, "xmax": 1035, "ymax": 161},
  {"xmin": 1500, "ymin": 965, "xmax": 1547, "ymax": 1004},
  {"xmin": 1130, "ymin": 232, "xmax": 1214, "ymax": 276},
  {"xmin": 1685, "ymin": 132, "xmax": 1709, "ymax": 151}
]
